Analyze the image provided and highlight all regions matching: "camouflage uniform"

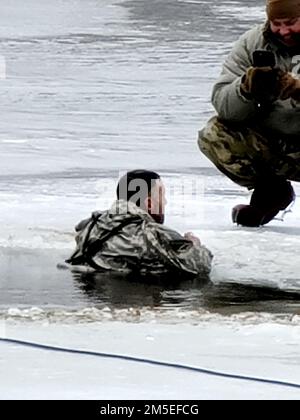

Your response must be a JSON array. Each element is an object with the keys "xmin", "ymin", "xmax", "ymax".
[
  {"xmin": 198, "ymin": 23, "xmax": 300, "ymax": 189},
  {"xmin": 199, "ymin": 116, "xmax": 300, "ymax": 189},
  {"xmin": 67, "ymin": 200, "xmax": 213, "ymax": 278}
]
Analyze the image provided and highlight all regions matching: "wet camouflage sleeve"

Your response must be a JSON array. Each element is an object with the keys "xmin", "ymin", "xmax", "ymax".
[
  {"xmin": 144, "ymin": 222, "xmax": 213, "ymax": 277},
  {"xmin": 67, "ymin": 201, "xmax": 213, "ymax": 276}
]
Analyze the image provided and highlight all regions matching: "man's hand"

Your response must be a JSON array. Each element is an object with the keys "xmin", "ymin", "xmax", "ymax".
[
  {"xmin": 184, "ymin": 232, "xmax": 201, "ymax": 247},
  {"xmin": 241, "ymin": 67, "xmax": 300, "ymax": 103},
  {"xmin": 276, "ymin": 71, "xmax": 300, "ymax": 101},
  {"xmin": 240, "ymin": 66, "xmax": 280, "ymax": 102}
]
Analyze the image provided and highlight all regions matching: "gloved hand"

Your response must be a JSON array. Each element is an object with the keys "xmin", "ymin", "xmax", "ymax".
[
  {"xmin": 240, "ymin": 66, "xmax": 281, "ymax": 102},
  {"xmin": 276, "ymin": 71, "xmax": 300, "ymax": 101},
  {"xmin": 241, "ymin": 67, "xmax": 300, "ymax": 103}
]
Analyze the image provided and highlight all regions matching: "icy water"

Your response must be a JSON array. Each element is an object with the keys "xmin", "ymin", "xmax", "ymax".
[{"xmin": 1, "ymin": 0, "xmax": 300, "ymax": 322}]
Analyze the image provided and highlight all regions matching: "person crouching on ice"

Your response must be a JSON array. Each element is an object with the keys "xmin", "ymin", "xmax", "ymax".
[
  {"xmin": 67, "ymin": 170, "xmax": 213, "ymax": 279},
  {"xmin": 198, "ymin": 0, "xmax": 300, "ymax": 227}
]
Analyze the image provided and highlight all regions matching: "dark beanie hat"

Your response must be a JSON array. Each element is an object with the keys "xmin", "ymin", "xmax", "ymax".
[{"xmin": 267, "ymin": 0, "xmax": 300, "ymax": 20}]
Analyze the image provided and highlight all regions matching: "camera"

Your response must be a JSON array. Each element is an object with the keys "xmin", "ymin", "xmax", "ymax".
[{"xmin": 252, "ymin": 50, "xmax": 276, "ymax": 68}]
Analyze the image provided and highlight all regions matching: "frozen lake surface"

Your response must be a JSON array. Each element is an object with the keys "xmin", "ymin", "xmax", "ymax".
[
  {"xmin": 0, "ymin": 0, "xmax": 300, "ymax": 399},
  {"xmin": 1, "ymin": 0, "xmax": 299, "ymax": 318},
  {"xmin": 1, "ymin": 168, "xmax": 300, "ymax": 319}
]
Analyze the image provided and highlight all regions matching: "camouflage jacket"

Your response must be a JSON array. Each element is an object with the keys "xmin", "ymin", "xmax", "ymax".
[
  {"xmin": 67, "ymin": 200, "xmax": 213, "ymax": 278},
  {"xmin": 212, "ymin": 22, "xmax": 300, "ymax": 136}
]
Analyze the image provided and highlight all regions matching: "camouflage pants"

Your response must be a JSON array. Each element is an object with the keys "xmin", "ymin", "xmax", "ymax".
[{"xmin": 198, "ymin": 116, "xmax": 300, "ymax": 189}]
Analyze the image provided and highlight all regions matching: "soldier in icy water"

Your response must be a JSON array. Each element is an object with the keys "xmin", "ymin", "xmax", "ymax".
[
  {"xmin": 199, "ymin": 0, "xmax": 300, "ymax": 227},
  {"xmin": 67, "ymin": 170, "xmax": 212, "ymax": 278}
]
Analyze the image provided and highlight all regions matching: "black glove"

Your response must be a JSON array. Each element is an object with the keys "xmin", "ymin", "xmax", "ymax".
[{"xmin": 240, "ymin": 66, "xmax": 281, "ymax": 103}]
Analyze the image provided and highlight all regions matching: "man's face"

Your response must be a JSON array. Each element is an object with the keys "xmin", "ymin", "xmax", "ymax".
[
  {"xmin": 270, "ymin": 17, "xmax": 300, "ymax": 47},
  {"xmin": 147, "ymin": 179, "xmax": 167, "ymax": 224}
]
